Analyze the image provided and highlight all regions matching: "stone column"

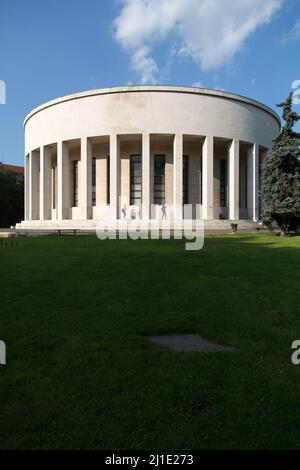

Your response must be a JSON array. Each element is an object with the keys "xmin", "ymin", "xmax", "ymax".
[
  {"xmin": 52, "ymin": 164, "xmax": 58, "ymax": 220},
  {"xmin": 80, "ymin": 137, "xmax": 92, "ymax": 219},
  {"xmin": 229, "ymin": 139, "xmax": 240, "ymax": 220},
  {"xmin": 173, "ymin": 134, "xmax": 183, "ymax": 219},
  {"xmin": 57, "ymin": 141, "xmax": 70, "ymax": 221},
  {"xmin": 29, "ymin": 150, "xmax": 40, "ymax": 220},
  {"xmin": 202, "ymin": 136, "xmax": 214, "ymax": 220},
  {"xmin": 259, "ymin": 147, "xmax": 268, "ymax": 217},
  {"xmin": 110, "ymin": 134, "xmax": 120, "ymax": 219},
  {"xmin": 247, "ymin": 143, "xmax": 259, "ymax": 221},
  {"xmin": 142, "ymin": 133, "xmax": 150, "ymax": 219},
  {"xmin": 39, "ymin": 146, "xmax": 52, "ymax": 221},
  {"xmin": 24, "ymin": 154, "xmax": 29, "ymax": 221}
]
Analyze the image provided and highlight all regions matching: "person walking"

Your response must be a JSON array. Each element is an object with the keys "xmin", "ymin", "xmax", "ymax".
[
  {"xmin": 121, "ymin": 204, "xmax": 127, "ymax": 219},
  {"xmin": 161, "ymin": 203, "xmax": 167, "ymax": 220}
]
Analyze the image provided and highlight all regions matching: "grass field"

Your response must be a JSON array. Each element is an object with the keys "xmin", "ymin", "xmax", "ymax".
[{"xmin": 1, "ymin": 233, "xmax": 300, "ymax": 450}]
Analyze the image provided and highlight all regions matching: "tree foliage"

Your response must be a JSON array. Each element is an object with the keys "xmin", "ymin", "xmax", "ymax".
[
  {"xmin": 0, "ymin": 167, "xmax": 24, "ymax": 228},
  {"xmin": 262, "ymin": 93, "xmax": 300, "ymax": 234}
]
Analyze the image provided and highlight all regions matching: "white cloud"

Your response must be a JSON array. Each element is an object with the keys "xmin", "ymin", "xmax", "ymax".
[
  {"xmin": 114, "ymin": 0, "xmax": 284, "ymax": 84},
  {"xmin": 131, "ymin": 46, "xmax": 159, "ymax": 84},
  {"xmin": 281, "ymin": 18, "xmax": 300, "ymax": 44},
  {"xmin": 192, "ymin": 81, "xmax": 204, "ymax": 88}
]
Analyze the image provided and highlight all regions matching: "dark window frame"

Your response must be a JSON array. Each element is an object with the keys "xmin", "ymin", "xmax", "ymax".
[
  {"xmin": 154, "ymin": 155, "xmax": 166, "ymax": 205},
  {"xmin": 220, "ymin": 158, "xmax": 227, "ymax": 208},
  {"xmin": 183, "ymin": 155, "xmax": 189, "ymax": 205},
  {"xmin": 72, "ymin": 160, "xmax": 79, "ymax": 207},
  {"xmin": 130, "ymin": 154, "xmax": 142, "ymax": 205},
  {"xmin": 92, "ymin": 157, "xmax": 96, "ymax": 207},
  {"xmin": 107, "ymin": 156, "xmax": 110, "ymax": 205},
  {"xmin": 52, "ymin": 166, "xmax": 56, "ymax": 210}
]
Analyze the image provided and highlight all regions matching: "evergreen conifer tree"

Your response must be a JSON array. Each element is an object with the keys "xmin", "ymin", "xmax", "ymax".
[{"xmin": 262, "ymin": 92, "xmax": 300, "ymax": 235}]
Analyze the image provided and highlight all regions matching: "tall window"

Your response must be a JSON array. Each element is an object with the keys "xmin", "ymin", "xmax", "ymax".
[
  {"xmin": 200, "ymin": 154, "xmax": 203, "ymax": 205},
  {"xmin": 52, "ymin": 166, "xmax": 56, "ymax": 210},
  {"xmin": 239, "ymin": 159, "xmax": 248, "ymax": 209},
  {"xmin": 92, "ymin": 158, "xmax": 96, "ymax": 207},
  {"xmin": 72, "ymin": 160, "xmax": 79, "ymax": 207},
  {"xmin": 130, "ymin": 155, "xmax": 142, "ymax": 205},
  {"xmin": 245, "ymin": 164, "xmax": 248, "ymax": 209},
  {"xmin": 183, "ymin": 155, "xmax": 189, "ymax": 205},
  {"xmin": 220, "ymin": 159, "xmax": 227, "ymax": 207},
  {"xmin": 107, "ymin": 156, "xmax": 110, "ymax": 204},
  {"xmin": 154, "ymin": 155, "xmax": 166, "ymax": 205},
  {"xmin": 259, "ymin": 157, "xmax": 263, "ymax": 217}
]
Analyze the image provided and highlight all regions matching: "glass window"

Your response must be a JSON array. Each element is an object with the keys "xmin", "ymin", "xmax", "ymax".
[
  {"xmin": 130, "ymin": 155, "xmax": 142, "ymax": 205},
  {"xmin": 92, "ymin": 158, "xmax": 96, "ymax": 207},
  {"xmin": 183, "ymin": 155, "xmax": 189, "ymax": 205},
  {"xmin": 259, "ymin": 157, "xmax": 263, "ymax": 217},
  {"xmin": 72, "ymin": 160, "xmax": 79, "ymax": 207},
  {"xmin": 245, "ymin": 164, "xmax": 248, "ymax": 209},
  {"xmin": 200, "ymin": 153, "xmax": 203, "ymax": 205},
  {"xmin": 52, "ymin": 166, "xmax": 56, "ymax": 210},
  {"xmin": 154, "ymin": 155, "xmax": 166, "ymax": 205},
  {"xmin": 107, "ymin": 156, "xmax": 110, "ymax": 205},
  {"xmin": 220, "ymin": 159, "xmax": 227, "ymax": 208}
]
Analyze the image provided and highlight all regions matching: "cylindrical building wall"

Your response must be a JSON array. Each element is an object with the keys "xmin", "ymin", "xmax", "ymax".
[{"xmin": 18, "ymin": 86, "xmax": 281, "ymax": 230}]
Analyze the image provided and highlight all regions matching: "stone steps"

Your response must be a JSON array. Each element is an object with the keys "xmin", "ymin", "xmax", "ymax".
[{"xmin": 16, "ymin": 219, "xmax": 261, "ymax": 233}]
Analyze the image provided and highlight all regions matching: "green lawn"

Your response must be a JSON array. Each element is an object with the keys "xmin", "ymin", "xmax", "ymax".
[{"xmin": 1, "ymin": 233, "xmax": 300, "ymax": 450}]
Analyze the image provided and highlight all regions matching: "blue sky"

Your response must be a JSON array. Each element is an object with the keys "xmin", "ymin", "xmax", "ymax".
[{"xmin": 0, "ymin": 0, "xmax": 299, "ymax": 166}]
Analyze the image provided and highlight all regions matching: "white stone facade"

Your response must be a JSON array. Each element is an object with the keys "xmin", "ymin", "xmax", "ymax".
[{"xmin": 17, "ymin": 86, "xmax": 280, "ymax": 230}]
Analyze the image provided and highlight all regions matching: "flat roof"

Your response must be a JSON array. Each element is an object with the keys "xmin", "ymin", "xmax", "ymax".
[
  {"xmin": 0, "ymin": 164, "xmax": 24, "ymax": 174},
  {"xmin": 24, "ymin": 85, "xmax": 281, "ymax": 128}
]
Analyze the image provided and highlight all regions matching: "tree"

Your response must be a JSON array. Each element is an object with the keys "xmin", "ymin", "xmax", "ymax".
[
  {"xmin": 261, "ymin": 92, "xmax": 300, "ymax": 235},
  {"xmin": 0, "ymin": 166, "xmax": 24, "ymax": 228}
]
